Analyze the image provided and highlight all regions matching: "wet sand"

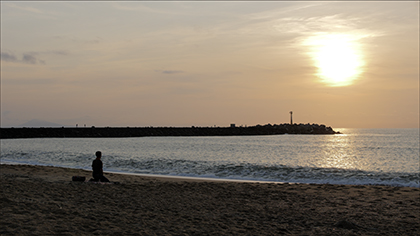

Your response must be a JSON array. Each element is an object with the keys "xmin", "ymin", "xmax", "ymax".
[{"xmin": 1, "ymin": 164, "xmax": 419, "ymax": 235}]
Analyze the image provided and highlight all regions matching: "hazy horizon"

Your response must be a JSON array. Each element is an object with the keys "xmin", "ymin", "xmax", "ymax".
[
  {"xmin": 1, "ymin": 2, "xmax": 419, "ymax": 129},
  {"xmin": 1, "ymin": 118, "xmax": 419, "ymax": 129}
]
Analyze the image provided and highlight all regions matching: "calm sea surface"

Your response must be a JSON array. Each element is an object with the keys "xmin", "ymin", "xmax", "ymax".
[{"xmin": 1, "ymin": 128, "xmax": 418, "ymax": 187}]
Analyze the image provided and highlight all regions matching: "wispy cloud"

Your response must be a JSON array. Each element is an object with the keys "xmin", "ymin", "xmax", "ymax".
[
  {"xmin": 1, "ymin": 50, "xmax": 70, "ymax": 65},
  {"xmin": 3, "ymin": 2, "xmax": 63, "ymax": 20},
  {"xmin": 1, "ymin": 52, "xmax": 18, "ymax": 62},
  {"xmin": 111, "ymin": 2, "xmax": 184, "ymax": 15},
  {"xmin": 155, "ymin": 70, "xmax": 184, "ymax": 75},
  {"xmin": 1, "ymin": 52, "xmax": 45, "ymax": 65},
  {"xmin": 4, "ymin": 2, "xmax": 44, "ymax": 14},
  {"xmin": 22, "ymin": 53, "xmax": 43, "ymax": 64}
]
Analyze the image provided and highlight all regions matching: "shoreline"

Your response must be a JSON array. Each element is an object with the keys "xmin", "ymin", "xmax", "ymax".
[
  {"xmin": 3, "ymin": 162, "xmax": 418, "ymax": 188},
  {"xmin": 1, "ymin": 164, "xmax": 419, "ymax": 235},
  {"xmin": 1, "ymin": 162, "xmax": 287, "ymax": 184}
]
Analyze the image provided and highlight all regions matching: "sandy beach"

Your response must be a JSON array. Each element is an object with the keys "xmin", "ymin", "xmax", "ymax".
[{"xmin": 1, "ymin": 164, "xmax": 419, "ymax": 235}]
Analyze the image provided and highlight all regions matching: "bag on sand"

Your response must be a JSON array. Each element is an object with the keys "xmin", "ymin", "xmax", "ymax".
[{"xmin": 72, "ymin": 176, "xmax": 86, "ymax": 182}]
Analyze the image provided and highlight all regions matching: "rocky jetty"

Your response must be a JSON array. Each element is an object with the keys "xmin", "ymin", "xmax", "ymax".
[{"xmin": 0, "ymin": 123, "xmax": 339, "ymax": 139}]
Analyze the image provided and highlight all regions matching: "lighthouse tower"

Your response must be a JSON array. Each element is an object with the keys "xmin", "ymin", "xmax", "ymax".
[{"xmin": 290, "ymin": 111, "xmax": 293, "ymax": 125}]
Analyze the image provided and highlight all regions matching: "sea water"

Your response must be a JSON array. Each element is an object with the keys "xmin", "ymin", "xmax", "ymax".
[{"xmin": 1, "ymin": 128, "xmax": 418, "ymax": 187}]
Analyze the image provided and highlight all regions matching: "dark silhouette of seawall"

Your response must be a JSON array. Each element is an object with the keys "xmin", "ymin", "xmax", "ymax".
[{"xmin": 0, "ymin": 123, "xmax": 339, "ymax": 139}]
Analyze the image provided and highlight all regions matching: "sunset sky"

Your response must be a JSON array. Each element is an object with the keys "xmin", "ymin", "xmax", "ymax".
[{"xmin": 1, "ymin": 1, "xmax": 419, "ymax": 128}]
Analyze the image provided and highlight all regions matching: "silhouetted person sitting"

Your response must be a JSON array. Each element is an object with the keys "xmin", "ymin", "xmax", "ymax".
[{"xmin": 91, "ymin": 151, "xmax": 110, "ymax": 182}]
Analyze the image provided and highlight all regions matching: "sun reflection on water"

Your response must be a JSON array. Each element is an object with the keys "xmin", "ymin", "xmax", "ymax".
[{"xmin": 320, "ymin": 133, "xmax": 358, "ymax": 170}]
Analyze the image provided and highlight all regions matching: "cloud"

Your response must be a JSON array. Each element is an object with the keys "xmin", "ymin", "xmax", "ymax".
[
  {"xmin": 1, "ymin": 50, "xmax": 69, "ymax": 65},
  {"xmin": 155, "ymin": 70, "xmax": 184, "ymax": 74},
  {"xmin": 1, "ymin": 52, "xmax": 46, "ymax": 65},
  {"xmin": 29, "ymin": 50, "xmax": 71, "ymax": 56},
  {"xmin": 4, "ymin": 2, "xmax": 43, "ymax": 14},
  {"xmin": 112, "ymin": 2, "xmax": 183, "ymax": 15},
  {"xmin": 22, "ymin": 54, "xmax": 39, "ymax": 64},
  {"xmin": 1, "ymin": 52, "xmax": 18, "ymax": 62}
]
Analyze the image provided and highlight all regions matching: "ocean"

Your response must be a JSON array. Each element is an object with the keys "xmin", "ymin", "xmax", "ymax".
[{"xmin": 1, "ymin": 128, "xmax": 418, "ymax": 187}]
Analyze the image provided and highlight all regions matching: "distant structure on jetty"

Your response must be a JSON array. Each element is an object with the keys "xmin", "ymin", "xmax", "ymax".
[
  {"xmin": 0, "ymin": 123, "xmax": 339, "ymax": 139},
  {"xmin": 290, "ymin": 111, "xmax": 293, "ymax": 125}
]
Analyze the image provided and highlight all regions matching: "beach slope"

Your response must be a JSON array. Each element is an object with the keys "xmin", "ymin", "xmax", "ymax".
[{"xmin": 1, "ymin": 164, "xmax": 419, "ymax": 235}]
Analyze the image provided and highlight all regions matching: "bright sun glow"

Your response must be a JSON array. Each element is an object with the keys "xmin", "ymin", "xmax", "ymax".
[{"xmin": 304, "ymin": 34, "xmax": 365, "ymax": 87}]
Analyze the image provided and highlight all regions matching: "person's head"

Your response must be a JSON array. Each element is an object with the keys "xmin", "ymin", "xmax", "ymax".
[{"xmin": 95, "ymin": 151, "xmax": 102, "ymax": 159}]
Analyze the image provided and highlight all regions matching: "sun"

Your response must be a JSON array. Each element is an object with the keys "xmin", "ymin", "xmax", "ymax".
[{"xmin": 304, "ymin": 34, "xmax": 365, "ymax": 87}]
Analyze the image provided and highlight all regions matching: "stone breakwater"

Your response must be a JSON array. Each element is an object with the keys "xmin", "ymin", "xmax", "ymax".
[{"xmin": 0, "ymin": 123, "xmax": 339, "ymax": 139}]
